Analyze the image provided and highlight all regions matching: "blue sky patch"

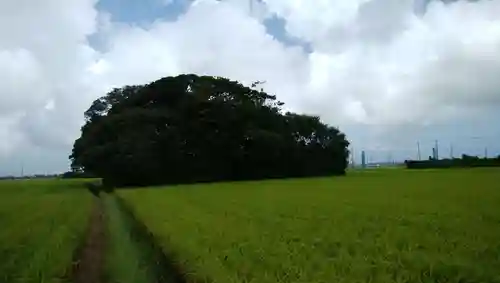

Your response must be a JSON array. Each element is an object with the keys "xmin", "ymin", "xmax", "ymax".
[
  {"xmin": 263, "ymin": 15, "xmax": 312, "ymax": 53},
  {"xmin": 96, "ymin": 0, "xmax": 190, "ymax": 25},
  {"xmin": 96, "ymin": 0, "xmax": 312, "ymax": 53}
]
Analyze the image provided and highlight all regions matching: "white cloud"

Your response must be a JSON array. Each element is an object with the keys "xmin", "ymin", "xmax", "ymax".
[
  {"xmin": 264, "ymin": 0, "xmax": 500, "ymax": 125},
  {"xmin": 1, "ymin": 0, "xmax": 499, "ymax": 174},
  {"xmin": 96, "ymin": 0, "xmax": 309, "ymax": 110},
  {"xmin": 0, "ymin": 0, "xmax": 99, "ymax": 168}
]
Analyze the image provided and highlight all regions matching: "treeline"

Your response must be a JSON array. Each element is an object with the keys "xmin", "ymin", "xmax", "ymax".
[
  {"xmin": 61, "ymin": 171, "xmax": 97, "ymax": 179},
  {"xmin": 405, "ymin": 155, "xmax": 500, "ymax": 169},
  {"xmin": 0, "ymin": 174, "xmax": 61, "ymax": 180},
  {"xmin": 70, "ymin": 74, "xmax": 349, "ymax": 187}
]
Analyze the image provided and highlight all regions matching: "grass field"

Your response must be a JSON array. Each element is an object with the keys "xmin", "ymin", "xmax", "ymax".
[
  {"xmin": 118, "ymin": 168, "xmax": 500, "ymax": 283},
  {"xmin": 0, "ymin": 179, "xmax": 92, "ymax": 283}
]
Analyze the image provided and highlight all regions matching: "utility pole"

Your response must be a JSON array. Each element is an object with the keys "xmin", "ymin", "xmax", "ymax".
[
  {"xmin": 485, "ymin": 147, "xmax": 488, "ymax": 158},
  {"xmin": 417, "ymin": 141, "xmax": 421, "ymax": 160},
  {"xmin": 361, "ymin": 150, "xmax": 366, "ymax": 169},
  {"xmin": 20, "ymin": 161, "xmax": 24, "ymax": 178},
  {"xmin": 435, "ymin": 140, "xmax": 439, "ymax": 160},
  {"xmin": 450, "ymin": 143, "xmax": 454, "ymax": 159}
]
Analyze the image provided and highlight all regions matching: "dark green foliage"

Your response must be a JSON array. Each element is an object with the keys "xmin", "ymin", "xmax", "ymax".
[
  {"xmin": 405, "ymin": 154, "xmax": 500, "ymax": 169},
  {"xmin": 70, "ymin": 74, "xmax": 349, "ymax": 187}
]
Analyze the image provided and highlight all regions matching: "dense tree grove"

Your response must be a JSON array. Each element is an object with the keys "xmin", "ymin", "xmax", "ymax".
[{"xmin": 70, "ymin": 74, "xmax": 349, "ymax": 187}]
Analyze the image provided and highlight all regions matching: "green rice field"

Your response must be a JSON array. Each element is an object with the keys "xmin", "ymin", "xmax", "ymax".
[
  {"xmin": 0, "ymin": 179, "xmax": 92, "ymax": 283},
  {"xmin": 118, "ymin": 168, "xmax": 500, "ymax": 283},
  {"xmin": 2, "ymin": 168, "xmax": 499, "ymax": 283}
]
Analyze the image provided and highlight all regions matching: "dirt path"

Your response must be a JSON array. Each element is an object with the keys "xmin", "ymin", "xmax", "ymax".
[{"xmin": 72, "ymin": 196, "xmax": 106, "ymax": 283}]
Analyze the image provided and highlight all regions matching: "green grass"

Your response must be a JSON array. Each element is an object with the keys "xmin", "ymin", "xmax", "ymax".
[
  {"xmin": 0, "ymin": 179, "xmax": 92, "ymax": 283},
  {"xmin": 118, "ymin": 168, "xmax": 500, "ymax": 283}
]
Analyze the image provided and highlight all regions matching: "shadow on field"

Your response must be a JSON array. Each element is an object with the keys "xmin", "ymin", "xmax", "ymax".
[{"xmin": 114, "ymin": 196, "xmax": 199, "ymax": 283}]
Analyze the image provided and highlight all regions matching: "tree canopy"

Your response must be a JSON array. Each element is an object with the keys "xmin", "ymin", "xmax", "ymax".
[{"xmin": 70, "ymin": 74, "xmax": 349, "ymax": 187}]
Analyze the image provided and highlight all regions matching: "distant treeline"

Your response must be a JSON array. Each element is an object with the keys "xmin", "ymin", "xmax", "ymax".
[
  {"xmin": 0, "ymin": 173, "xmax": 96, "ymax": 180},
  {"xmin": 70, "ymin": 74, "xmax": 350, "ymax": 187},
  {"xmin": 61, "ymin": 171, "xmax": 97, "ymax": 179},
  {"xmin": 405, "ymin": 155, "xmax": 500, "ymax": 169},
  {"xmin": 0, "ymin": 174, "xmax": 61, "ymax": 180}
]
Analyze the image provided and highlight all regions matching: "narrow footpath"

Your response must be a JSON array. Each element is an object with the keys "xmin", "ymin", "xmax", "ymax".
[
  {"xmin": 72, "ymin": 196, "xmax": 106, "ymax": 283},
  {"xmin": 70, "ymin": 191, "xmax": 189, "ymax": 283}
]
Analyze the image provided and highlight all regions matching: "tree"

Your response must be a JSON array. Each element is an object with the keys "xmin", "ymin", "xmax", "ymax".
[{"xmin": 70, "ymin": 74, "xmax": 350, "ymax": 187}]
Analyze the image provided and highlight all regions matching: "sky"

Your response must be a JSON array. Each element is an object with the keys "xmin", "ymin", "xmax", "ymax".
[{"xmin": 1, "ymin": 0, "xmax": 500, "ymax": 175}]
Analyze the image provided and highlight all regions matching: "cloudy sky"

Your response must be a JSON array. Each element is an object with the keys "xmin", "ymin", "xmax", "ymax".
[{"xmin": 1, "ymin": 0, "xmax": 500, "ymax": 175}]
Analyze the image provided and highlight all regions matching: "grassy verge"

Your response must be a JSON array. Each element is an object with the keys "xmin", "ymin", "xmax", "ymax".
[
  {"xmin": 104, "ymin": 193, "xmax": 186, "ymax": 283},
  {"xmin": 103, "ymin": 193, "xmax": 156, "ymax": 283}
]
